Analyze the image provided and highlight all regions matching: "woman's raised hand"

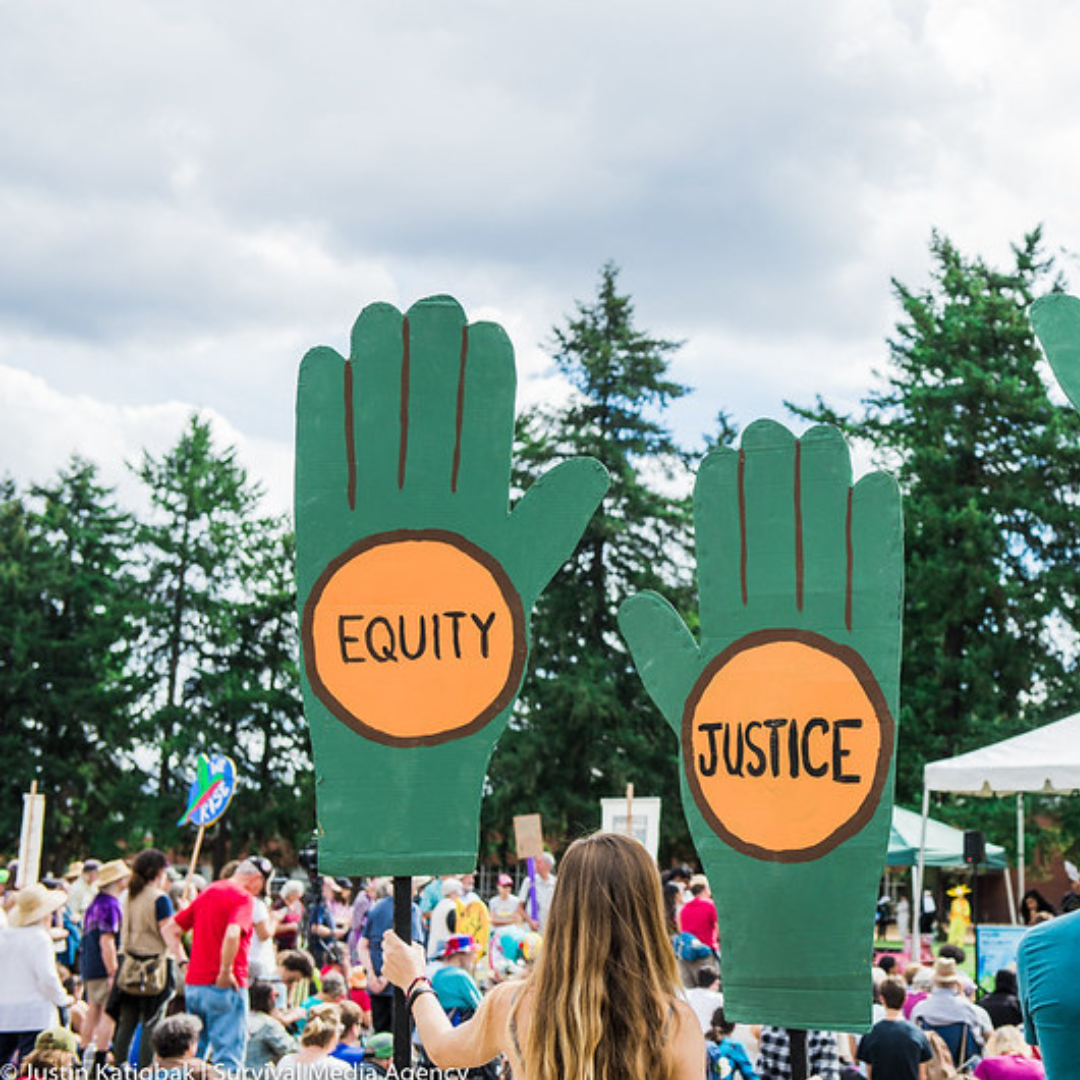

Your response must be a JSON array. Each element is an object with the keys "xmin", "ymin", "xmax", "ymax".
[{"xmin": 381, "ymin": 929, "xmax": 427, "ymax": 989}]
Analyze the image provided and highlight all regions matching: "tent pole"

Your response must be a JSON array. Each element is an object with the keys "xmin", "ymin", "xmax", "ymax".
[
  {"xmin": 1003, "ymin": 852, "xmax": 1017, "ymax": 926},
  {"xmin": 913, "ymin": 782, "xmax": 930, "ymax": 963},
  {"xmin": 1017, "ymin": 792, "xmax": 1025, "ymax": 911}
]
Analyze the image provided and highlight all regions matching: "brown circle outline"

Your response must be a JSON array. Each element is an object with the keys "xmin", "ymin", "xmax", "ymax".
[
  {"xmin": 682, "ymin": 628, "xmax": 895, "ymax": 863},
  {"xmin": 302, "ymin": 528, "xmax": 527, "ymax": 748}
]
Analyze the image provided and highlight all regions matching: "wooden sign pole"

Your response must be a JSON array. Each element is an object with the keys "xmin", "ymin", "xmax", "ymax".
[{"xmin": 183, "ymin": 824, "xmax": 207, "ymax": 903}]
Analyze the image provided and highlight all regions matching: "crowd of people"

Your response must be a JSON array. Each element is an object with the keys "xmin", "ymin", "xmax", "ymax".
[
  {"xmin": 0, "ymin": 843, "xmax": 1057, "ymax": 1079},
  {"xmin": 0, "ymin": 847, "xmax": 562, "ymax": 1077}
]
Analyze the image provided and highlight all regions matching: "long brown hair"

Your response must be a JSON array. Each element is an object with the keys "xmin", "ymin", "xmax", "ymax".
[{"xmin": 513, "ymin": 832, "xmax": 681, "ymax": 1080}]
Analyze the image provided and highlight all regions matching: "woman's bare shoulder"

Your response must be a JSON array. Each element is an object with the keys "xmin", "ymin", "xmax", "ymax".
[{"xmin": 670, "ymin": 999, "xmax": 707, "ymax": 1079}]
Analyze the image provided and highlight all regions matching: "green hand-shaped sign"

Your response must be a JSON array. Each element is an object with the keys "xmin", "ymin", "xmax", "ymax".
[
  {"xmin": 1032, "ymin": 293, "xmax": 1080, "ymax": 410},
  {"xmin": 296, "ymin": 296, "xmax": 608, "ymax": 874},
  {"xmin": 1027, "ymin": 292, "xmax": 1080, "ymax": 1074},
  {"xmin": 619, "ymin": 420, "xmax": 902, "ymax": 1031}
]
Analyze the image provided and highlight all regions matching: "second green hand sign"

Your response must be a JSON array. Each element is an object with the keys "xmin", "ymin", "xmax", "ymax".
[
  {"xmin": 620, "ymin": 421, "xmax": 904, "ymax": 1031},
  {"xmin": 295, "ymin": 296, "xmax": 608, "ymax": 875}
]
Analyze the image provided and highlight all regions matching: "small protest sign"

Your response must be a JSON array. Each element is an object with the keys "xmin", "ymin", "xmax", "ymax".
[
  {"xmin": 178, "ymin": 753, "xmax": 237, "ymax": 828},
  {"xmin": 513, "ymin": 814, "xmax": 544, "ymax": 861}
]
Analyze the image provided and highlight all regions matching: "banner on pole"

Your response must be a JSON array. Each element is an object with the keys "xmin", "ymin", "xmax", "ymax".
[{"xmin": 17, "ymin": 786, "xmax": 45, "ymax": 889}]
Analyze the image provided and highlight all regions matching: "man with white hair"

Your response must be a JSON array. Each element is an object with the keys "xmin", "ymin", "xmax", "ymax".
[
  {"xmin": 909, "ymin": 957, "xmax": 989, "ymax": 1052},
  {"xmin": 427, "ymin": 878, "xmax": 463, "ymax": 963},
  {"xmin": 173, "ymin": 857, "xmax": 270, "ymax": 1072},
  {"xmin": 518, "ymin": 852, "xmax": 557, "ymax": 932}
]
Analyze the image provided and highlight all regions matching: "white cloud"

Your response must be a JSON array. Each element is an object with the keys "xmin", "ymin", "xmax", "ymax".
[{"xmin": 3, "ymin": 0, "xmax": 1080, "ymax": 498}]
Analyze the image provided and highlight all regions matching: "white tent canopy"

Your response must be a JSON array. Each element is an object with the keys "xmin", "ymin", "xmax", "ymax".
[
  {"xmin": 915, "ymin": 710, "xmax": 1080, "ymax": 936},
  {"xmin": 924, "ymin": 711, "xmax": 1080, "ymax": 796}
]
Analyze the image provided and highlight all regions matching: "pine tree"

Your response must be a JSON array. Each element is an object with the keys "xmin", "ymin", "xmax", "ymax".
[
  {"xmin": 0, "ymin": 462, "xmax": 141, "ymax": 862},
  {"xmin": 483, "ymin": 263, "xmax": 723, "ymax": 861},
  {"xmin": 791, "ymin": 229, "xmax": 1080, "ymax": 807},
  {"xmin": 132, "ymin": 415, "xmax": 266, "ymax": 845}
]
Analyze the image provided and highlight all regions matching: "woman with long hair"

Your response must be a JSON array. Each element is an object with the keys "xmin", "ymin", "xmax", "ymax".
[
  {"xmin": 383, "ymin": 831, "xmax": 704, "ymax": 1080},
  {"xmin": 109, "ymin": 849, "xmax": 186, "ymax": 1069}
]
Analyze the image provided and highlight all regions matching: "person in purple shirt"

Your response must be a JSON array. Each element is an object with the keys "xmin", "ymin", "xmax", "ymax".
[{"xmin": 78, "ymin": 859, "xmax": 131, "ymax": 1069}]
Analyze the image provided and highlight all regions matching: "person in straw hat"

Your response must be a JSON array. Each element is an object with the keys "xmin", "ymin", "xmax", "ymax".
[
  {"xmin": 910, "ymin": 956, "xmax": 990, "ymax": 1051},
  {"xmin": 0, "ymin": 881, "xmax": 74, "ymax": 1064},
  {"xmin": 78, "ymin": 858, "xmax": 131, "ymax": 1069}
]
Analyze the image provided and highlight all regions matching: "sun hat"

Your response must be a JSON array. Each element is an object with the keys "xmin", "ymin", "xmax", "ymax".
[
  {"xmin": 96, "ymin": 859, "xmax": 132, "ymax": 889},
  {"xmin": 947, "ymin": 884, "xmax": 971, "ymax": 897},
  {"xmin": 367, "ymin": 1033, "xmax": 393, "ymax": 1060},
  {"xmin": 441, "ymin": 878, "xmax": 463, "ymax": 898},
  {"xmin": 497, "ymin": 873, "xmax": 513, "ymax": 886},
  {"xmin": 689, "ymin": 873, "xmax": 710, "ymax": 890},
  {"xmin": 933, "ymin": 957, "xmax": 964, "ymax": 986},
  {"xmin": 10, "ymin": 882, "xmax": 68, "ymax": 927},
  {"xmin": 35, "ymin": 1027, "xmax": 79, "ymax": 1054},
  {"xmin": 63, "ymin": 861, "xmax": 83, "ymax": 881},
  {"xmin": 437, "ymin": 933, "xmax": 478, "ymax": 959}
]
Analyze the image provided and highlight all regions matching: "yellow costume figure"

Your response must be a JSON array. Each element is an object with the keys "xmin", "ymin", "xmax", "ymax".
[{"xmin": 947, "ymin": 884, "xmax": 971, "ymax": 947}]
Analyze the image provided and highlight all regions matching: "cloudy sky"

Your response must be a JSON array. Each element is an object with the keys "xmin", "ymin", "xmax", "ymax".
[{"xmin": 4, "ymin": 0, "xmax": 1080, "ymax": 515}]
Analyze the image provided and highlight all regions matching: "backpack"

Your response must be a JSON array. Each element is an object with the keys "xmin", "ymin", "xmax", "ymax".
[
  {"xmin": 925, "ymin": 1031, "xmax": 958, "ymax": 1080},
  {"xmin": 673, "ymin": 931, "xmax": 713, "ymax": 962}
]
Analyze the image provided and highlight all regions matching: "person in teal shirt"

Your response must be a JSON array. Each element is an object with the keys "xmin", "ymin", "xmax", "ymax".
[
  {"xmin": 1018, "ymin": 908, "xmax": 1080, "ymax": 1080},
  {"xmin": 431, "ymin": 934, "xmax": 483, "ymax": 1021}
]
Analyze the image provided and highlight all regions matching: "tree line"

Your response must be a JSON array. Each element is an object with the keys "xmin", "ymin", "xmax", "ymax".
[{"xmin": 6, "ymin": 229, "xmax": 1080, "ymax": 870}]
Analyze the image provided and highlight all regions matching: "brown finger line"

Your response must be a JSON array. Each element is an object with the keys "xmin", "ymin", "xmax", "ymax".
[
  {"xmin": 794, "ymin": 440, "xmax": 804, "ymax": 612},
  {"xmin": 738, "ymin": 448, "xmax": 748, "ymax": 606},
  {"xmin": 451, "ymin": 324, "xmax": 468, "ymax": 493},
  {"xmin": 845, "ymin": 486, "xmax": 854, "ymax": 632},
  {"xmin": 399, "ymin": 317, "xmax": 411, "ymax": 490},
  {"xmin": 344, "ymin": 361, "xmax": 357, "ymax": 511}
]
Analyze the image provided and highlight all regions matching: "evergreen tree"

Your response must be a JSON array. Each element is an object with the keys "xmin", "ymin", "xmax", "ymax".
[
  {"xmin": 483, "ymin": 263, "xmax": 723, "ymax": 862},
  {"xmin": 195, "ymin": 524, "xmax": 312, "ymax": 863},
  {"xmin": 0, "ymin": 463, "xmax": 141, "ymax": 862},
  {"xmin": 132, "ymin": 415, "xmax": 267, "ymax": 847},
  {"xmin": 791, "ymin": 229, "xmax": 1080, "ymax": 808}
]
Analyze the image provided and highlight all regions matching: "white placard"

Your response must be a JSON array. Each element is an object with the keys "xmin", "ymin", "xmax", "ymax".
[
  {"xmin": 17, "ymin": 790, "xmax": 45, "ymax": 889},
  {"xmin": 601, "ymin": 796, "xmax": 661, "ymax": 862}
]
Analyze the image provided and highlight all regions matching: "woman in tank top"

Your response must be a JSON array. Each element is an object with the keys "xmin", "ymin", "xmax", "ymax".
[
  {"xmin": 384, "ymin": 831, "xmax": 704, "ymax": 1080},
  {"xmin": 111, "ymin": 849, "xmax": 187, "ymax": 1069}
]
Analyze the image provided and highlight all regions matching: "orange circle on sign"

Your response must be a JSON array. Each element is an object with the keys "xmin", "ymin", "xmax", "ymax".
[
  {"xmin": 302, "ymin": 530, "xmax": 526, "ymax": 746},
  {"xmin": 682, "ymin": 629, "xmax": 893, "ymax": 862}
]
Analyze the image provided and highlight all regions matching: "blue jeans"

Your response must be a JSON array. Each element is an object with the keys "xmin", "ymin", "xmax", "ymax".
[{"xmin": 184, "ymin": 983, "xmax": 248, "ymax": 1073}]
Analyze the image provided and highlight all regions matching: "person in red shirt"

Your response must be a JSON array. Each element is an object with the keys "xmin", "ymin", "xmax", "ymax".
[
  {"xmin": 679, "ymin": 874, "xmax": 719, "ymax": 952},
  {"xmin": 174, "ymin": 858, "xmax": 270, "ymax": 1073}
]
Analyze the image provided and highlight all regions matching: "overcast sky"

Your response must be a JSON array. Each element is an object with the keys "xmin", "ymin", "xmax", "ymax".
[{"xmin": 4, "ymin": 0, "xmax": 1080, "ymax": 515}]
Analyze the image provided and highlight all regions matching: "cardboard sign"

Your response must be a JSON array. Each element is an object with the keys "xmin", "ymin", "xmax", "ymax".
[
  {"xmin": 295, "ymin": 297, "xmax": 607, "ymax": 874},
  {"xmin": 178, "ymin": 753, "xmax": 237, "ymax": 828},
  {"xmin": 513, "ymin": 814, "xmax": 545, "ymax": 861},
  {"xmin": 619, "ymin": 420, "xmax": 902, "ymax": 1032}
]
